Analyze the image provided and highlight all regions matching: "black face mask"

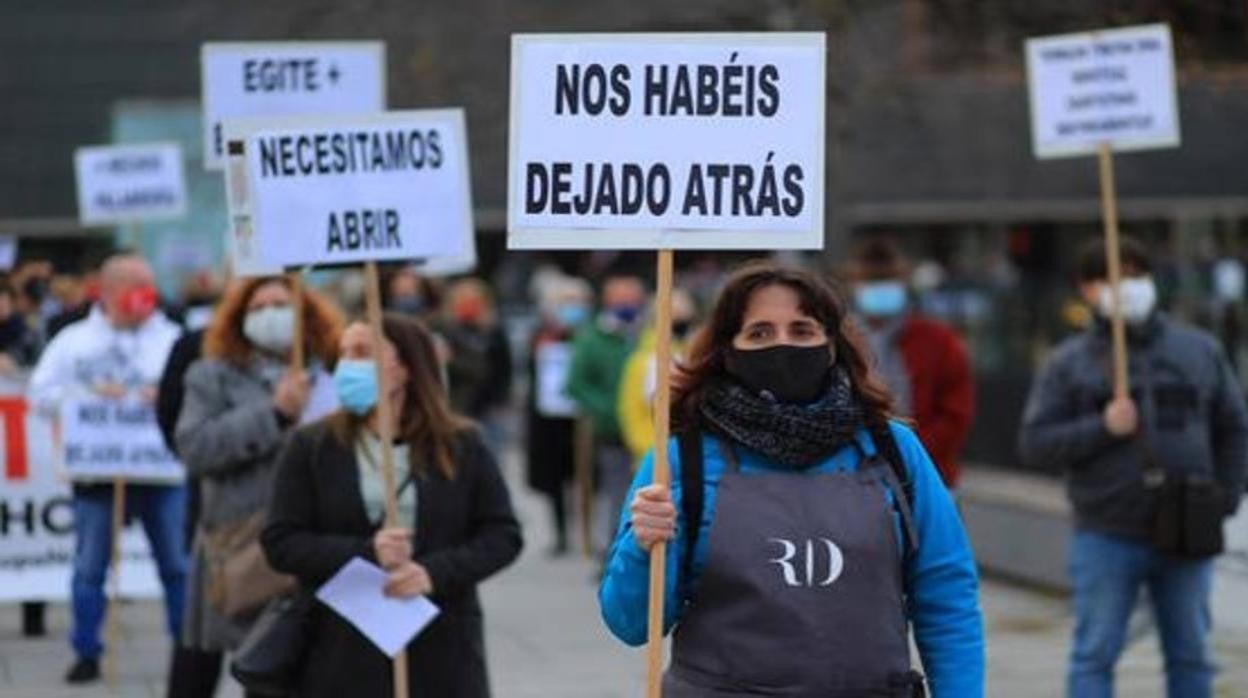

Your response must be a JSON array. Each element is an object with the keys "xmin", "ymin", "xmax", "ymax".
[
  {"xmin": 0, "ymin": 314, "xmax": 24, "ymax": 348},
  {"xmin": 723, "ymin": 343, "xmax": 833, "ymax": 404},
  {"xmin": 24, "ymin": 278, "xmax": 47, "ymax": 304}
]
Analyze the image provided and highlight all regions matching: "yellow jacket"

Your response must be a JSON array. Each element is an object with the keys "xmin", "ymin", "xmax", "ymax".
[{"xmin": 616, "ymin": 328, "xmax": 685, "ymax": 467}]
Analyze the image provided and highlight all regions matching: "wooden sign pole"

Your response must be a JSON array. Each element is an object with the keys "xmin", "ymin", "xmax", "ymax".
[
  {"xmin": 103, "ymin": 476, "xmax": 125, "ymax": 686},
  {"xmin": 1097, "ymin": 143, "xmax": 1130, "ymax": 399},
  {"xmin": 645, "ymin": 249, "xmax": 675, "ymax": 698},
  {"xmin": 363, "ymin": 261, "xmax": 409, "ymax": 698},
  {"xmin": 105, "ymin": 219, "xmax": 145, "ymax": 686},
  {"xmin": 289, "ymin": 269, "xmax": 306, "ymax": 372},
  {"xmin": 575, "ymin": 416, "xmax": 595, "ymax": 559}
]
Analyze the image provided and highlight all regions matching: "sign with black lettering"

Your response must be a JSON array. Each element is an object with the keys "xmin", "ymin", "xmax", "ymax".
[
  {"xmin": 220, "ymin": 127, "xmax": 281, "ymax": 277},
  {"xmin": 74, "ymin": 143, "xmax": 187, "ymax": 225},
  {"xmin": 0, "ymin": 389, "xmax": 162, "ymax": 601},
  {"xmin": 242, "ymin": 110, "xmax": 474, "ymax": 268},
  {"xmin": 1025, "ymin": 24, "xmax": 1180, "ymax": 159},
  {"xmin": 60, "ymin": 397, "xmax": 184, "ymax": 483},
  {"xmin": 201, "ymin": 41, "xmax": 386, "ymax": 170},
  {"xmin": 507, "ymin": 33, "xmax": 825, "ymax": 250}
]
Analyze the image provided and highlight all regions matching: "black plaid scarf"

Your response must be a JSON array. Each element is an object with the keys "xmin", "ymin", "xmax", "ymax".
[{"xmin": 699, "ymin": 367, "xmax": 865, "ymax": 468}]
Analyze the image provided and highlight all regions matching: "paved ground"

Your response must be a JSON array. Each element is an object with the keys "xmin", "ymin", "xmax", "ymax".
[{"xmin": 2, "ymin": 450, "xmax": 1246, "ymax": 697}]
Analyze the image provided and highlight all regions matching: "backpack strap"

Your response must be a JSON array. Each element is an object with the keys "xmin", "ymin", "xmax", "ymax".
[
  {"xmin": 868, "ymin": 421, "xmax": 920, "ymax": 560},
  {"xmin": 677, "ymin": 429, "xmax": 704, "ymax": 601}
]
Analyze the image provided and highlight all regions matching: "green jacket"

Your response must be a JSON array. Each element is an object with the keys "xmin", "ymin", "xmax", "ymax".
[{"xmin": 566, "ymin": 322, "xmax": 634, "ymax": 439}]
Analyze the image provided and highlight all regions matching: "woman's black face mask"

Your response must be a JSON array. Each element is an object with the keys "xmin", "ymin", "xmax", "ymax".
[{"xmin": 723, "ymin": 343, "xmax": 834, "ymax": 404}]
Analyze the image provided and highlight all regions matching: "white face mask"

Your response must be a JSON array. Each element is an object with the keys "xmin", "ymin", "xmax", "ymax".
[
  {"xmin": 1097, "ymin": 276, "xmax": 1157, "ymax": 325},
  {"xmin": 243, "ymin": 306, "xmax": 295, "ymax": 353}
]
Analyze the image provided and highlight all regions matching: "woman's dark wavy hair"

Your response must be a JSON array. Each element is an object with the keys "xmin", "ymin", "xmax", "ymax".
[{"xmin": 671, "ymin": 261, "xmax": 894, "ymax": 432}]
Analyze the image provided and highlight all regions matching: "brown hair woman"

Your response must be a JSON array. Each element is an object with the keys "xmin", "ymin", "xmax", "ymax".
[
  {"xmin": 262, "ymin": 313, "xmax": 522, "ymax": 698},
  {"xmin": 598, "ymin": 261, "xmax": 984, "ymax": 697}
]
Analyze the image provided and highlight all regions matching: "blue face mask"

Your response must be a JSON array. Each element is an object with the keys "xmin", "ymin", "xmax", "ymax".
[
  {"xmin": 333, "ymin": 359, "xmax": 379, "ymax": 416},
  {"xmin": 555, "ymin": 304, "xmax": 588, "ymax": 328},
  {"xmin": 611, "ymin": 305, "xmax": 641, "ymax": 325},
  {"xmin": 855, "ymin": 281, "xmax": 908, "ymax": 318},
  {"xmin": 391, "ymin": 295, "xmax": 424, "ymax": 316}
]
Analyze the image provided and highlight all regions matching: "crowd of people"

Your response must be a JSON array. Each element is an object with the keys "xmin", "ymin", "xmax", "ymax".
[{"xmin": 0, "ymin": 233, "xmax": 1244, "ymax": 698}]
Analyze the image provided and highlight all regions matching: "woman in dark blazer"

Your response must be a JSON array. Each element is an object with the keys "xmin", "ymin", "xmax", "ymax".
[{"xmin": 262, "ymin": 313, "xmax": 523, "ymax": 698}]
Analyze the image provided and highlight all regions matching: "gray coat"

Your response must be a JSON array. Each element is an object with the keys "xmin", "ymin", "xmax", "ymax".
[
  {"xmin": 175, "ymin": 355, "xmax": 291, "ymax": 650},
  {"xmin": 1020, "ymin": 314, "xmax": 1248, "ymax": 540}
]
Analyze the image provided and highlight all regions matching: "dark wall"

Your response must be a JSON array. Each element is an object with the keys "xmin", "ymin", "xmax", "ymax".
[{"xmin": 2, "ymin": 0, "xmax": 1246, "ymax": 220}]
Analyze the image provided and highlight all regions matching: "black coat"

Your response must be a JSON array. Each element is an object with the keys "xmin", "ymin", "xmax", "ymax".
[
  {"xmin": 155, "ymin": 328, "xmax": 203, "ymax": 455},
  {"xmin": 154, "ymin": 328, "xmax": 203, "ymax": 548},
  {"xmin": 261, "ymin": 419, "xmax": 523, "ymax": 698},
  {"xmin": 524, "ymin": 328, "xmax": 577, "ymax": 495}
]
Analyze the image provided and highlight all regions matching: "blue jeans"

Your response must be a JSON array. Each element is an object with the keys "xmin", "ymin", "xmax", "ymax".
[
  {"xmin": 1067, "ymin": 530, "xmax": 1215, "ymax": 698},
  {"xmin": 71, "ymin": 485, "xmax": 187, "ymax": 660}
]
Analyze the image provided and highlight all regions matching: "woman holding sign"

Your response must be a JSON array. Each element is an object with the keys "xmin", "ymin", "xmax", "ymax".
[
  {"xmin": 599, "ymin": 262, "xmax": 983, "ymax": 697},
  {"xmin": 175, "ymin": 275, "xmax": 343, "ymax": 696},
  {"xmin": 262, "ymin": 313, "xmax": 522, "ymax": 698}
]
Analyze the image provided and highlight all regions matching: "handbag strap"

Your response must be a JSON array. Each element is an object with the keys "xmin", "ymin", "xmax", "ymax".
[{"xmin": 1101, "ymin": 341, "xmax": 1165, "ymax": 489}]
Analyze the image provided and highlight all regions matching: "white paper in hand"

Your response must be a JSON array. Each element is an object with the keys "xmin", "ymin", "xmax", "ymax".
[{"xmin": 315, "ymin": 557, "xmax": 440, "ymax": 657}]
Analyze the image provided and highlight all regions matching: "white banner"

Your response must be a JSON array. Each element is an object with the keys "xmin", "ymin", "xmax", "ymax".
[
  {"xmin": 0, "ymin": 391, "xmax": 160, "ymax": 602},
  {"xmin": 508, "ymin": 33, "xmax": 825, "ymax": 250},
  {"xmin": 60, "ymin": 397, "xmax": 184, "ymax": 484},
  {"xmin": 1025, "ymin": 23, "xmax": 1180, "ymax": 159},
  {"xmin": 201, "ymin": 41, "xmax": 386, "ymax": 170},
  {"xmin": 535, "ymin": 342, "xmax": 579, "ymax": 418},
  {"xmin": 74, "ymin": 143, "xmax": 187, "ymax": 225},
  {"xmin": 243, "ymin": 110, "xmax": 475, "ymax": 268}
]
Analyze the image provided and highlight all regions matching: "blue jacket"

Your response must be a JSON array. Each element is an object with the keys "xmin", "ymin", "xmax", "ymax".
[{"xmin": 598, "ymin": 421, "xmax": 984, "ymax": 698}]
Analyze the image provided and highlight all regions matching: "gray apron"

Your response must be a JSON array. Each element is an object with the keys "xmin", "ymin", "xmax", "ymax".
[{"xmin": 663, "ymin": 440, "xmax": 923, "ymax": 697}]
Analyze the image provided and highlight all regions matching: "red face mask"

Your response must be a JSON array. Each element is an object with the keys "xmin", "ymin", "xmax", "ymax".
[
  {"xmin": 453, "ymin": 297, "xmax": 486, "ymax": 324},
  {"xmin": 116, "ymin": 285, "xmax": 158, "ymax": 323}
]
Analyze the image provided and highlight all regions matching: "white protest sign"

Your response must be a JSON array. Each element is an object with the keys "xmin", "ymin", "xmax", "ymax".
[
  {"xmin": 0, "ymin": 234, "xmax": 16, "ymax": 270},
  {"xmin": 535, "ymin": 342, "xmax": 579, "ymax": 418},
  {"xmin": 60, "ymin": 397, "xmax": 185, "ymax": 484},
  {"xmin": 221, "ymin": 126, "xmax": 282, "ymax": 277},
  {"xmin": 243, "ymin": 110, "xmax": 474, "ymax": 268},
  {"xmin": 1025, "ymin": 23, "xmax": 1180, "ymax": 159},
  {"xmin": 508, "ymin": 33, "xmax": 825, "ymax": 250},
  {"xmin": 0, "ymin": 389, "xmax": 161, "ymax": 602},
  {"xmin": 74, "ymin": 143, "xmax": 187, "ymax": 225},
  {"xmin": 416, "ymin": 227, "xmax": 478, "ymax": 277},
  {"xmin": 201, "ymin": 41, "xmax": 386, "ymax": 170}
]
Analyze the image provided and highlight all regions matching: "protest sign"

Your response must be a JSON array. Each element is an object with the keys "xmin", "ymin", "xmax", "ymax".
[
  {"xmin": 241, "ymin": 110, "xmax": 474, "ymax": 269},
  {"xmin": 416, "ymin": 226, "xmax": 478, "ymax": 277},
  {"xmin": 59, "ymin": 397, "xmax": 184, "ymax": 484},
  {"xmin": 1025, "ymin": 23, "xmax": 1179, "ymax": 159},
  {"xmin": 201, "ymin": 41, "xmax": 385, "ymax": 170},
  {"xmin": 0, "ymin": 234, "xmax": 16, "ymax": 270},
  {"xmin": 0, "ymin": 390, "xmax": 161, "ymax": 603},
  {"xmin": 1025, "ymin": 23, "xmax": 1181, "ymax": 399},
  {"xmin": 221, "ymin": 128, "xmax": 281, "ymax": 277},
  {"xmin": 508, "ymin": 33, "xmax": 825, "ymax": 250},
  {"xmin": 75, "ymin": 143, "xmax": 187, "ymax": 225},
  {"xmin": 535, "ymin": 342, "xmax": 579, "ymax": 418}
]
